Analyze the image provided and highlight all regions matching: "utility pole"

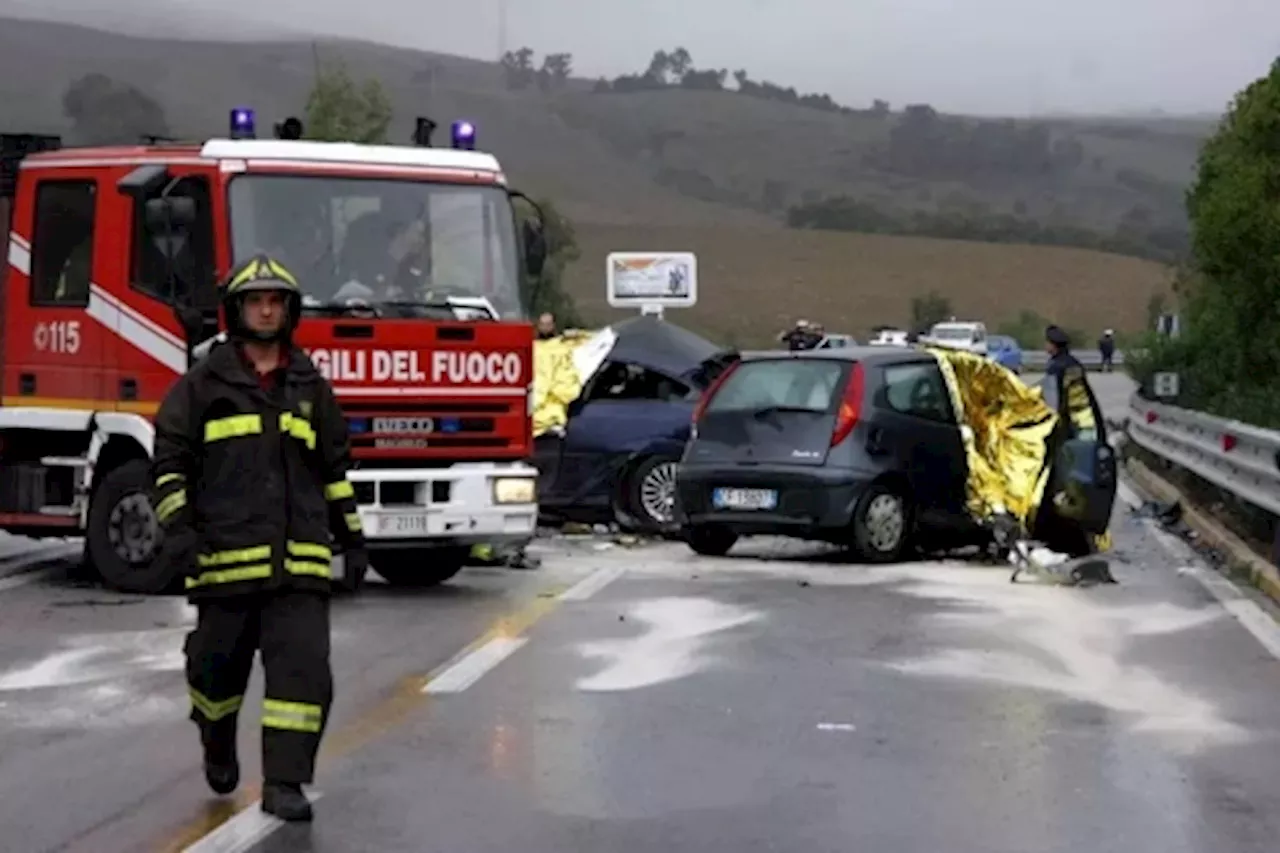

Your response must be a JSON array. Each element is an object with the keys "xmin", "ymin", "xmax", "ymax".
[{"xmin": 497, "ymin": 0, "xmax": 508, "ymax": 60}]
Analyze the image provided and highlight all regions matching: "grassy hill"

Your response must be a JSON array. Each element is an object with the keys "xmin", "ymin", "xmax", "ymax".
[
  {"xmin": 0, "ymin": 15, "xmax": 1197, "ymax": 339},
  {"xmin": 569, "ymin": 225, "xmax": 1173, "ymax": 347}
]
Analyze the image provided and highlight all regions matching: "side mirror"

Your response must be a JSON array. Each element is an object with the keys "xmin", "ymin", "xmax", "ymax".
[
  {"xmin": 174, "ymin": 304, "xmax": 204, "ymax": 339},
  {"xmin": 523, "ymin": 220, "xmax": 547, "ymax": 277}
]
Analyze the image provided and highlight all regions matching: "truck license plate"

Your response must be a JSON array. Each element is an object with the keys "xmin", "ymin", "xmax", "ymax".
[
  {"xmin": 712, "ymin": 488, "xmax": 777, "ymax": 510},
  {"xmin": 378, "ymin": 513, "xmax": 430, "ymax": 534}
]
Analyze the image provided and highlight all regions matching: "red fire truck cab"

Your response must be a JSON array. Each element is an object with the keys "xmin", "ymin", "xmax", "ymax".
[{"xmin": 0, "ymin": 113, "xmax": 545, "ymax": 593}]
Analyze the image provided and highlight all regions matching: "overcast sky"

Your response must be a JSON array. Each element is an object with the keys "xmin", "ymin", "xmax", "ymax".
[{"xmin": 37, "ymin": 0, "xmax": 1280, "ymax": 115}]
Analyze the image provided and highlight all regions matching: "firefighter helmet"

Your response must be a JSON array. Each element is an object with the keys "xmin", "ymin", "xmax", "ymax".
[{"xmin": 221, "ymin": 254, "xmax": 302, "ymax": 343}]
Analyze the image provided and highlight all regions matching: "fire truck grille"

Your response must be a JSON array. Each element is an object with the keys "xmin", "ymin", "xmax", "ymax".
[{"xmin": 342, "ymin": 401, "xmax": 520, "ymax": 453}]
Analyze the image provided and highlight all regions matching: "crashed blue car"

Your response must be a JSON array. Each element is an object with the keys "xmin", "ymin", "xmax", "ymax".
[{"xmin": 534, "ymin": 316, "xmax": 736, "ymax": 533}]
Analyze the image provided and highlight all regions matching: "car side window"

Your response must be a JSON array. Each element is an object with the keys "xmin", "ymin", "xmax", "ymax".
[
  {"xmin": 583, "ymin": 362, "xmax": 691, "ymax": 403},
  {"xmin": 881, "ymin": 363, "xmax": 953, "ymax": 423}
]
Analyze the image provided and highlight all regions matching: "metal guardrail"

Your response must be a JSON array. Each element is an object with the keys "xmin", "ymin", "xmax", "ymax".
[
  {"xmin": 1021, "ymin": 349, "xmax": 1125, "ymax": 369},
  {"xmin": 1126, "ymin": 393, "xmax": 1280, "ymax": 517}
]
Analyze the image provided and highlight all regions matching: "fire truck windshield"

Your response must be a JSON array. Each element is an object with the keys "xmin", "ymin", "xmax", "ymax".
[{"xmin": 227, "ymin": 175, "xmax": 525, "ymax": 319}]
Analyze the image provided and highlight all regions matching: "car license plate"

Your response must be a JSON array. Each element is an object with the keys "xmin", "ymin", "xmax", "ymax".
[
  {"xmin": 712, "ymin": 487, "xmax": 777, "ymax": 510},
  {"xmin": 377, "ymin": 513, "xmax": 430, "ymax": 534}
]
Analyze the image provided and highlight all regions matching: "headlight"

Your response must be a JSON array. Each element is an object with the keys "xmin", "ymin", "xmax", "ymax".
[{"xmin": 492, "ymin": 476, "xmax": 536, "ymax": 504}]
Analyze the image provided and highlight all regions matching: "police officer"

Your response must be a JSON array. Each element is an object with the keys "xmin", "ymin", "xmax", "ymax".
[
  {"xmin": 1097, "ymin": 329, "xmax": 1116, "ymax": 372},
  {"xmin": 150, "ymin": 254, "xmax": 368, "ymax": 822}
]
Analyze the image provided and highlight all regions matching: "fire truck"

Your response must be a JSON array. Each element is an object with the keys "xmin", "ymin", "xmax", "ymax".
[{"xmin": 0, "ymin": 111, "xmax": 545, "ymax": 593}]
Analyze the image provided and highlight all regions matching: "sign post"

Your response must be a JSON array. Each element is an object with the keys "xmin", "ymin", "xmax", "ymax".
[
  {"xmin": 1153, "ymin": 371, "xmax": 1180, "ymax": 400},
  {"xmin": 606, "ymin": 252, "xmax": 697, "ymax": 319}
]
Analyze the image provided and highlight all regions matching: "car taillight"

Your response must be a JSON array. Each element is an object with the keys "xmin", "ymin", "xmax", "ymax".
[
  {"xmin": 692, "ymin": 361, "xmax": 740, "ymax": 424},
  {"xmin": 830, "ymin": 363, "xmax": 865, "ymax": 447}
]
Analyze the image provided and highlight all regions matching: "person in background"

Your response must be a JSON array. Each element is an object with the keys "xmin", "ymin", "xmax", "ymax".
[
  {"xmin": 778, "ymin": 320, "xmax": 820, "ymax": 351},
  {"xmin": 1097, "ymin": 329, "xmax": 1116, "ymax": 372},
  {"xmin": 1044, "ymin": 325, "xmax": 1081, "ymax": 381},
  {"xmin": 536, "ymin": 312, "xmax": 557, "ymax": 339}
]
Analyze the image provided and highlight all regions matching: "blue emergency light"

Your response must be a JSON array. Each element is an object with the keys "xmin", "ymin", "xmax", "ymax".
[
  {"xmin": 450, "ymin": 120, "xmax": 476, "ymax": 150},
  {"xmin": 230, "ymin": 108, "xmax": 256, "ymax": 139}
]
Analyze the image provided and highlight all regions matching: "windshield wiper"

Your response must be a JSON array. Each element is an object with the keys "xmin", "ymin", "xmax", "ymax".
[
  {"xmin": 301, "ymin": 302, "xmax": 381, "ymax": 317},
  {"xmin": 751, "ymin": 405, "xmax": 824, "ymax": 419}
]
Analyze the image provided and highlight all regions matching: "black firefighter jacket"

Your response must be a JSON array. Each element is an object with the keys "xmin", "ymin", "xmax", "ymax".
[{"xmin": 150, "ymin": 341, "xmax": 366, "ymax": 599}]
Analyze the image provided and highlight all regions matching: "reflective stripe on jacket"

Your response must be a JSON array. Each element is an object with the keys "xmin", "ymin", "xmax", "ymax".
[{"xmin": 151, "ymin": 340, "xmax": 365, "ymax": 599}]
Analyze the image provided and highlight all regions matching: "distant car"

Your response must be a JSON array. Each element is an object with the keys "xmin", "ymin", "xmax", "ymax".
[
  {"xmin": 868, "ymin": 329, "xmax": 909, "ymax": 347},
  {"xmin": 814, "ymin": 333, "xmax": 856, "ymax": 349},
  {"xmin": 986, "ymin": 334, "xmax": 1023, "ymax": 373},
  {"xmin": 926, "ymin": 321, "xmax": 988, "ymax": 355},
  {"xmin": 674, "ymin": 347, "xmax": 1115, "ymax": 561}
]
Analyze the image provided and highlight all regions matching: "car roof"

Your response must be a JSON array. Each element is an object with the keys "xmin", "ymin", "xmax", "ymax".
[{"xmin": 741, "ymin": 347, "xmax": 933, "ymax": 365}]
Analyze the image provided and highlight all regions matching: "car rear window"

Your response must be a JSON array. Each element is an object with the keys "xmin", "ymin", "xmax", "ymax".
[{"xmin": 705, "ymin": 359, "xmax": 846, "ymax": 414}]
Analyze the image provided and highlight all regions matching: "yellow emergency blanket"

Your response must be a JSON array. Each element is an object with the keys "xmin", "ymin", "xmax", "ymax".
[
  {"xmin": 930, "ymin": 348, "xmax": 1059, "ymax": 531},
  {"xmin": 532, "ymin": 330, "xmax": 598, "ymax": 438}
]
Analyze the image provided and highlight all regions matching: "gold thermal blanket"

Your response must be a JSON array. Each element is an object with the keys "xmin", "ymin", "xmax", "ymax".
[{"xmin": 930, "ymin": 348, "xmax": 1059, "ymax": 531}]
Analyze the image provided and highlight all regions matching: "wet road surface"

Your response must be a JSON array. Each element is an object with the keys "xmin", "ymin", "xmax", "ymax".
[{"xmin": 2, "ymin": 474, "xmax": 1280, "ymax": 852}]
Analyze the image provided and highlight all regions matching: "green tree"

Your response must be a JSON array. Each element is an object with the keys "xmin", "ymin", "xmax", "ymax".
[
  {"xmin": 304, "ymin": 60, "xmax": 393, "ymax": 144},
  {"xmin": 1151, "ymin": 58, "xmax": 1280, "ymax": 423},
  {"xmin": 520, "ymin": 197, "xmax": 584, "ymax": 327},
  {"xmin": 909, "ymin": 290, "xmax": 952, "ymax": 333}
]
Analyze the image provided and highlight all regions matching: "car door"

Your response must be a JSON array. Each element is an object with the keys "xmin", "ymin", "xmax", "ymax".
[{"xmin": 870, "ymin": 361, "xmax": 969, "ymax": 526}]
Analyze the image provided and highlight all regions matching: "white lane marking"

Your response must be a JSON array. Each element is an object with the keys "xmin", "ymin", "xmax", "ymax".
[
  {"xmin": 181, "ymin": 792, "xmax": 323, "ymax": 853},
  {"xmin": 181, "ymin": 567, "xmax": 619, "ymax": 849},
  {"xmin": 421, "ymin": 565, "xmax": 626, "ymax": 695},
  {"xmin": 576, "ymin": 597, "xmax": 764, "ymax": 692},
  {"xmin": 559, "ymin": 566, "xmax": 626, "ymax": 601},
  {"xmin": 423, "ymin": 636, "xmax": 528, "ymax": 694},
  {"xmin": 816, "ymin": 722, "xmax": 856, "ymax": 731},
  {"xmin": 1121, "ymin": 476, "xmax": 1280, "ymax": 661}
]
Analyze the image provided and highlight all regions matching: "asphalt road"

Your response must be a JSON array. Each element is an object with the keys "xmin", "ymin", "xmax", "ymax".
[{"xmin": 3, "ymin": 469, "xmax": 1280, "ymax": 852}]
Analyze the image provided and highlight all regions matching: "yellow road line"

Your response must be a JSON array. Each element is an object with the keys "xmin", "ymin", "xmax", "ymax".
[{"xmin": 156, "ymin": 583, "xmax": 571, "ymax": 852}]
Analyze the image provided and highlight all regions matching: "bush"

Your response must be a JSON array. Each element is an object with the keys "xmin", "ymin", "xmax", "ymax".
[
  {"xmin": 1135, "ymin": 59, "xmax": 1280, "ymax": 426},
  {"xmin": 996, "ymin": 309, "xmax": 1084, "ymax": 349}
]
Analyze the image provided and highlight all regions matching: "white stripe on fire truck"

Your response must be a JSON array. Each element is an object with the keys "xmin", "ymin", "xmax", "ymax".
[
  {"xmin": 8, "ymin": 232, "xmax": 31, "ymax": 275},
  {"xmin": 86, "ymin": 285, "xmax": 187, "ymax": 374}
]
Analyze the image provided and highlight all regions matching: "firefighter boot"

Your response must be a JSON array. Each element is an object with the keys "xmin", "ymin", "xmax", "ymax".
[
  {"xmin": 262, "ymin": 782, "xmax": 313, "ymax": 821},
  {"xmin": 200, "ymin": 723, "xmax": 239, "ymax": 795}
]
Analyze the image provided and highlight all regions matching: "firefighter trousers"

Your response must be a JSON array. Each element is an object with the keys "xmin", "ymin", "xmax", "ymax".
[{"xmin": 184, "ymin": 590, "xmax": 332, "ymax": 785}]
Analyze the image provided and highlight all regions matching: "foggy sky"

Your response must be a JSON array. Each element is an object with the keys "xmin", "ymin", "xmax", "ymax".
[{"xmin": 48, "ymin": 0, "xmax": 1280, "ymax": 115}]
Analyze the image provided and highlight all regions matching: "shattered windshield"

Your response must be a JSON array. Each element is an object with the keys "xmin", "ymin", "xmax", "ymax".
[{"xmin": 227, "ymin": 174, "xmax": 524, "ymax": 319}]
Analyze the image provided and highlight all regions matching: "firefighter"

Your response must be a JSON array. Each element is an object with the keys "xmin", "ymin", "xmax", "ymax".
[{"xmin": 149, "ymin": 253, "xmax": 368, "ymax": 822}]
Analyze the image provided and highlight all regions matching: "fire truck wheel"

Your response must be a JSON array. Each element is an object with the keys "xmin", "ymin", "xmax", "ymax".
[
  {"xmin": 86, "ymin": 460, "xmax": 172, "ymax": 594},
  {"xmin": 373, "ymin": 546, "xmax": 467, "ymax": 587}
]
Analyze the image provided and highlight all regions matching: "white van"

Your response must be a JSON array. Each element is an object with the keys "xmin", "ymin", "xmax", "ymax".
[{"xmin": 926, "ymin": 321, "xmax": 988, "ymax": 355}]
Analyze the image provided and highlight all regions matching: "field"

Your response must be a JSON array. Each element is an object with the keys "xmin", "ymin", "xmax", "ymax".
[
  {"xmin": 570, "ymin": 224, "xmax": 1172, "ymax": 346},
  {"xmin": 0, "ymin": 11, "xmax": 1207, "ymax": 338}
]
